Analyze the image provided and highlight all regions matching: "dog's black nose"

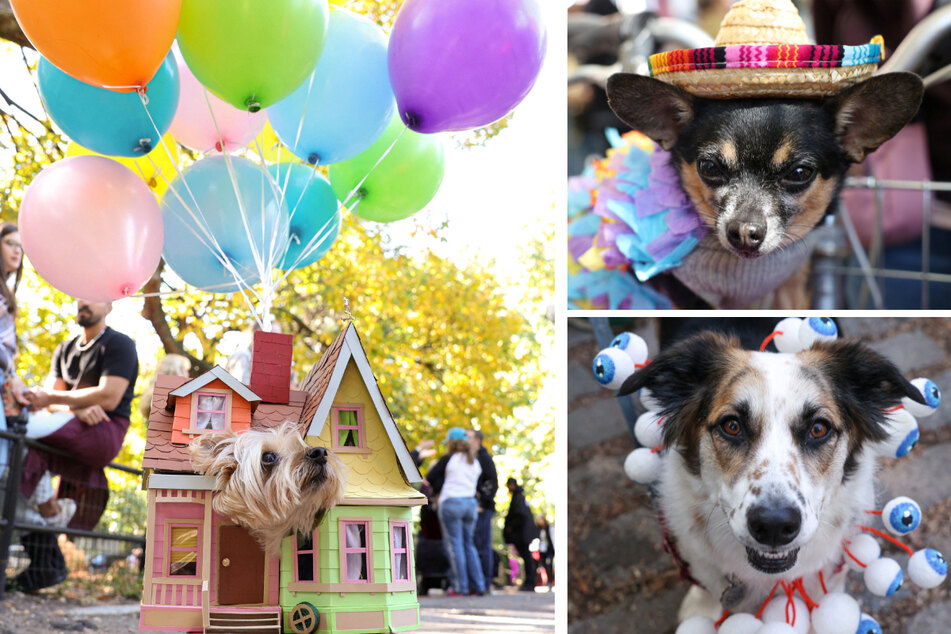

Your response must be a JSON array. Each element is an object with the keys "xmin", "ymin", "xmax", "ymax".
[
  {"xmin": 747, "ymin": 503, "xmax": 801, "ymax": 547},
  {"xmin": 726, "ymin": 221, "xmax": 765, "ymax": 252},
  {"xmin": 307, "ymin": 447, "xmax": 327, "ymax": 463}
]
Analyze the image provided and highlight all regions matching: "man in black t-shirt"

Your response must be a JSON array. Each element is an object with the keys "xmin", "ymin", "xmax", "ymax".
[{"xmin": 7, "ymin": 301, "xmax": 138, "ymax": 593}]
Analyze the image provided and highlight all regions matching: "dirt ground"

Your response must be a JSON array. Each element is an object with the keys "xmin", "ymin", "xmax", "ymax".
[{"xmin": 568, "ymin": 317, "xmax": 951, "ymax": 634}]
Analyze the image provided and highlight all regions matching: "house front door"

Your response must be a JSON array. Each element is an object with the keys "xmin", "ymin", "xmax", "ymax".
[{"xmin": 218, "ymin": 525, "xmax": 265, "ymax": 605}]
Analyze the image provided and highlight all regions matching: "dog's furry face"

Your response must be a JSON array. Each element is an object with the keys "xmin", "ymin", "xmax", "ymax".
[
  {"xmin": 619, "ymin": 334, "xmax": 923, "ymax": 600},
  {"xmin": 606, "ymin": 73, "xmax": 923, "ymax": 259},
  {"xmin": 189, "ymin": 422, "xmax": 345, "ymax": 555}
]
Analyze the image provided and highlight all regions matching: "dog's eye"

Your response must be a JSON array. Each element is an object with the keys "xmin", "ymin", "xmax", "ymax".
[
  {"xmin": 262, "ymin": 451, "xmax": 277, "ymax": 466},
  {"xmin": 718, "ymin": 416, "xmax": 743, "ymax": 438},
  {"xmin": 697, "ymin": 159, "xmax": 727, "ymax": 186},
  {"xmin": 782, "ymin": 165, "xmax": 816, "ymax": 188},
  {"xmin": 809, "ymin": 420, "xmax": 831, "ymax": 441}
]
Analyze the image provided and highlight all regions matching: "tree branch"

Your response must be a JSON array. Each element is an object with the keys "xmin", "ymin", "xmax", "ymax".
[
  {"xmin": 0, "ymin": 0, "xmax": 30, "ymax": 48},
  {"xmin": 140, "ymin": 262, "xmax": 212, "ymax": 374}
]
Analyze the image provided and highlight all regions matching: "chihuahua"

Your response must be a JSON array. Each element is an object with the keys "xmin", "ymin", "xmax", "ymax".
[{"xmin": 606, "ymin": 72, "xmax": 922, "ymax": 262}]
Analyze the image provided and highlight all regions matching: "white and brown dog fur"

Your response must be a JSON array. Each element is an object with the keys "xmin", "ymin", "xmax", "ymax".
[
  {"xmin": 190, "ymin": 422, "xmax": 346, "ymax": 555},
  {"xmin": 618, "ymin": 332, "xmax": 925, "ymax": 620}
]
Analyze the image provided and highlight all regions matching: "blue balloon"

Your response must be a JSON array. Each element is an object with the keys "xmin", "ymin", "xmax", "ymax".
[
  {"xmin": 161, "ymin": 156, "xmax": 288, "ymax": 292},
  {"xmin": 38, "ymin": 52, "xmax": 179, "ymax": 158},
  {"xmin": 267, "ymin": 163, "xmax": 341, "ymax": 270},
  {"xmin": 268, "ymin": 10, "xmax": 394, "ymax": 165}
]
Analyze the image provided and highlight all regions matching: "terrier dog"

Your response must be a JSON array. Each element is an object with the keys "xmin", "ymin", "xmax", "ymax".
[
  {"xmin": 190, "ymin": 422, "xmax": 345, "ymax": 554},
  {"xmin": 617, "ymin": 331, "xmax": 925, "ymax": 619}
]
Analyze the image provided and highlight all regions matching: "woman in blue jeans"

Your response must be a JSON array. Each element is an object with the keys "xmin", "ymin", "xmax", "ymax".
[{"xmin": 426, "ymin": 427, "xmax": 486, "ymax": 596}]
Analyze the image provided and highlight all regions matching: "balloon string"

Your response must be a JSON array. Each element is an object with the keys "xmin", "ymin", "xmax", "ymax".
[
  {"xmin": 818, "ymin": 570, "xmax": 828, "ymax": 595},
  {"xmin": 760, "ymin": 331, "xmax": 782, "ymax": 352},
  {"xmin": 756, "ymin": 582, "xmax": 781, "ymax": 619},
  {"xmin": 859, "ymin": 526, "xmax": 914, "ymax": 557}
]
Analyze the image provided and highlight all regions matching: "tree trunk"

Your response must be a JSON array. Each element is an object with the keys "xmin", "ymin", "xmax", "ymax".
[
  {"xmin": 141, "ymin": 262, "xmax": 213, "ymax": 375},
  {"xmin": 0, "ymin": 1, "xmax": 31, "ymax": 48}
]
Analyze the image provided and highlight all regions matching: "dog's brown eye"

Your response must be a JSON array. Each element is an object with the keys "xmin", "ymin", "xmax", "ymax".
[
  {"xmin": 262, "ymin": 451, "xmax": 277, "ymax": 466},
  {"xmin": 697, "ymin": 159, "xmax": 727, "ymax": 185},
  {"xmin": 720, "ymin": 418, "xmax": 742, "ymax": 437},
  {"xmin": 809, "ymin": 421, "xmax": 830, "ymax": 440},
  {"xmin": 783, "ymin": 165, "xmax": 816, "ymax": 186}
]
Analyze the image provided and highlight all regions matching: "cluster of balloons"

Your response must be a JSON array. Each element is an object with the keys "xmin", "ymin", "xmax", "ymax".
[{"xmin": 13, "ymin": 0, "xmax": 546, "ymax": 301}]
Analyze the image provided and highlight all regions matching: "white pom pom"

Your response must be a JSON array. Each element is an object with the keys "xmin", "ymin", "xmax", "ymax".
[
  {"xmin": 761, "ymin": 596, "xmax": 809, "ymax": 633},
  {"xmin": 908, "ymin": 548, "xmax": 947, "ymax": 589},
  {"xmin": 718, "ymin": 613, "xmax": 762, "ymax": 634},
  {"xmin": 638, "ymin": 386, "xmax": 662, "ymax": 412},
  {"xmin": 675, "ymin": 616, "xmax": 717, "ymax": 634},
  {"xmin": 756, "ymin": 622, "xmax": 798, "ymax": 634},
  {"xmin": 798, "ymin": 316, "xmax": 838, "ymax": 349},
  {"xmin": 856, "ymin": 613, "xmax": 882, "ymax": 634},
  {"xmin": 845, "ymin": 533, "xmax": 881, "ymax": 572},
  {"xmin": 623, "ymin": 448, "xmax": 661, "ymax": 485},
  {"xmin": 809, "ymin": 592, "xmax": 859, "ymax": 634},
  {"xmin": 903, "ymin": 377, "xmax": 941, "ymax": 418},
  {"xmin": 634, "ymin": 411, "xmax": 665, "ymax": 449},
  {"xmin": 881, "ymin": 496, "xmax": 921, "ymax": 536},
  {"xmin": 877, "ymin": 408, "xmax": 919, "ymax": 458},
  {"xmin": 772, "ymin": 318, "xmax": 804, "ymax": 353},
  {"xmin": 610, "ymin": 331, "xmax": 649, "ymax": 366},
  {"xmin": 864, "ymin": 557, "xmax": 903, "ymax": 597},
  {"xmin": 592, "ymin": 347, "xmax": 636, "ymax": 390}
]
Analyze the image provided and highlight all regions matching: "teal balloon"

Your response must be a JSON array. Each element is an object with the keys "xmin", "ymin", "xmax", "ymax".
[
  {"xmin": 268, "ymin": 9, "xmax": 394, "ymax": 165},
  {"xmin": 38, "ymin": 52, "xmax": 179, "ymax": 158},
  {"xmin": 268, "ymin": 163, "xmax": 341, "ymax": 270},
  {"xmin": 161, "ymin": 156, "xmax": 288, "ymax": 292}
]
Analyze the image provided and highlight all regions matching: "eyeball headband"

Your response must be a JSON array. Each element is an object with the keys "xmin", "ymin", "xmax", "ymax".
[{"xmin": 592, "ymin": 317, "xmax": 945, "ymax": 633}]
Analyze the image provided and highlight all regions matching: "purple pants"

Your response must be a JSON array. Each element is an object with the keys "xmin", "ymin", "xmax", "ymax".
[{"xmin": 20, "ymin": 414, "xmax": 130, "ymax": 530}]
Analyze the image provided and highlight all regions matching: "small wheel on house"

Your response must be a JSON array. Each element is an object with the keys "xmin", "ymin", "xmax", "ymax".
[{"xmin": 289, "ymin": 602, "xmax": 319, "ymax": 634}]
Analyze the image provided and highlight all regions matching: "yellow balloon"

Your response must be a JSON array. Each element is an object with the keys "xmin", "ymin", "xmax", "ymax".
[
  {"xmin": 248, "ymin": 119, "xmax": 294, "ymax": 164},
  {"xmin": 66, "ymin": 135, "xmax": 181, "ymax": 198}
]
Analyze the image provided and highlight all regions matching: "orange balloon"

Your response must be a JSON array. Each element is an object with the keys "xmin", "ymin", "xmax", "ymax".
[{"xmin": 10, "ymin": 0, "xmax": 181, "ymax": 91}]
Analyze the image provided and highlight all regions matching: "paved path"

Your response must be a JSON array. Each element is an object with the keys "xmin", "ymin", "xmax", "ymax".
[{"xmin": 568, "ymin": 317, "xmax": 951, "ymax": 634}]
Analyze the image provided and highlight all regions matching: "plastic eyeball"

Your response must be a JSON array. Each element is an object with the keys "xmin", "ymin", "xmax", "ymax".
[
  {"xmin": 772, "ymin": 317, "xmax": 804, "ymax": 353},
  {"xmin": 845, "ymin": 533, "xmax": 881, "ymax": 573},
  {"xmin": 623, "ymin": 448, "xmax": 661, "ymax": 485},
  {"xmin": 809, "ymin": 592, "xmax": 859, "ymax": 634},
  {"xmin": 634, "ymin": 411, "xmax": 665, "ymax": 449},
  {"xmin": 864, "ymin": 557, "xmax": 903, "ymax": 597},
  {"xmin": 638, "ymin": 386, "xmax": 662, "ymax": 412},
  {"xmin": 908, "ymin": 548, "xmax": 947, "ymax": 589},
  {"xmin": 882, "ymin": 496, "xmax": 921, "ymax": 536},
  {"xmin": 903, "ymin": 377, "xmax": 941, "ymax": 418},
  {"xmin": 610, "ymin": 331, "xmax": 649, "ymax": 366},
  {"xmin": 674, "ymin": 616, "xmax": 716, "ymax": 634},
  {"xmin": 761, "ymin": 596, "xmax": 809, "ymax": 634},
  {"xmin": 878, "ymin": 408, "xmax": 919, "ymax": 458},
  {"xmin": 856, "ymin": 614, "xmax": 882, "ymax": 634},
  {"xmin": 592, "ymin": 347, "xmax": 635, "ymax": 390},
  {"xmin": 717, "ymin": 613, "xmax": 762, "ymax": 634},
  {"xmin": 799, "ymin": 316, "xmax": 838, "ymax": 348}
]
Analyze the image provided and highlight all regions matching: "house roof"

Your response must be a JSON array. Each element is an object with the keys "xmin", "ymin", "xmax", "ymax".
[
  {"xmin": 301, "ymin": 322, "xmax": 423, "ymax": 485},
  {"xmin": 167, "ymin": 365, "xmax": 262, "ymax": 412},
  {"xmin": 298, "ymin": 326, "xmax": 347, "ymax": 436},
  {"xmin": 143, "ymin": 374, "xmax": 307, "ymax": 472}
]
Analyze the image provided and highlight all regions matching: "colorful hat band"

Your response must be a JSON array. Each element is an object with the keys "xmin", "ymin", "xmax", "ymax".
[{"xmin": 650, "ymin": 41, "xmax": 883, "ymax": 77}]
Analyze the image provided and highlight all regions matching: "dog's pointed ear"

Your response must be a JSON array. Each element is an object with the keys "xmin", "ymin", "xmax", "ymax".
[
  {"xmin": 606, "ymin": 74, "xmax": 695, "ymax": 150},
  {"xmin": 189, "ymin": 430, "xmax": 238, "ymax": 476},
  {"xmin": 830, "ymin": 72, "xmax": 923, "ymax": 163}
]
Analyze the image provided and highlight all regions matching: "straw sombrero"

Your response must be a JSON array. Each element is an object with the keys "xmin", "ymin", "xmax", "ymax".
[{"xmin": 648, "ymin": 0, "xmax": 884, "ymax": 98}]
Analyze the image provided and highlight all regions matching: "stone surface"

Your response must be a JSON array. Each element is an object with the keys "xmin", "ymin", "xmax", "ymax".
[
  {"xmin": 568, "ymin": 395, "xmax": 630, "ymax": 451},
  {"xmin": 902, "ymin": 601, "xmax": 951, "ymax": 634},
  {"xmin": 879, "ymin": 444, "xmax": 951, "ymax": 510},
  {"xmin": 867, "ymin": 330, "xmax": 947, "ymax": 374}
]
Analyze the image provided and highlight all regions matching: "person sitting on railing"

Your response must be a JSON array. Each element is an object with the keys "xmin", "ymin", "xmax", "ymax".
[{"xmin": 5, "ymin": 300, "xmax": 137, "ymax": 593}]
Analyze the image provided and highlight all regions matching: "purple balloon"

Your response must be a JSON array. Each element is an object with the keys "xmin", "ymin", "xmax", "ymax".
[{"xmin": 387, "ymin": 0, "xmax": 546, "ymax": 134}]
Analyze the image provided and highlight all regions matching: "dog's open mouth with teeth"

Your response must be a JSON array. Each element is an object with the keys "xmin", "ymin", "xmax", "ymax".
[{"xmin": 746, "ymin": 547, "xmax": 799, "ymax": 574}]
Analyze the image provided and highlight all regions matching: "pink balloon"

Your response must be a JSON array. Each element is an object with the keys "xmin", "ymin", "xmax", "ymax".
[
  {"xmin": 20, "ymin": 156, "xmax": 164, "ymax": 302},
  {"xmin": 170, "ymin": 53, "xmax": 264, "ymax": 153}
]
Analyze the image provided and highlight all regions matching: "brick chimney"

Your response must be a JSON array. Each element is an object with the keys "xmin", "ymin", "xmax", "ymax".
[{"xmin": 249, "ymin": 331, "xmax": 293, "ymax": 404}]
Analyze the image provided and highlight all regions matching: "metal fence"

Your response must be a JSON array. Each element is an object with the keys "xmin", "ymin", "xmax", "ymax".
[{"xmin": 0, "ymin": 414, "xmax": 146, "ymax": 599}]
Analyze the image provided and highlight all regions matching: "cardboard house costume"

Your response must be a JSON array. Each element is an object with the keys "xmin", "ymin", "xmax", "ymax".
[{"xmin": 139, "ymin": 324, "xmax": 426, "ymax": 633}]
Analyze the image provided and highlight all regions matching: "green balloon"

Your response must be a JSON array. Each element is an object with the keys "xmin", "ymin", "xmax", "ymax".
[
  {"xmin": 177, "ymin": 0, "xmax": 330, "ymax": 112},
  {"xmin": 329, "ymin": 115, "xmax": 445, "ymax": 223}
]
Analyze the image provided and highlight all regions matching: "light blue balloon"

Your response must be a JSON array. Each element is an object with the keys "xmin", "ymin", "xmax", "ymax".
[
  {"xmin": 38, "ymin": 51, "xmax": 179, "ymax": 158},
  {"xmin": 268, "ymin": 9, "xmax": 395, "ymax": 165},
  {"xmin": 161, "ymin": 156, "xmax": 289, "ymax": 292},
  {"xmin": 267, "ymin": 163, "xmax": 341, "ymax": 270}
]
